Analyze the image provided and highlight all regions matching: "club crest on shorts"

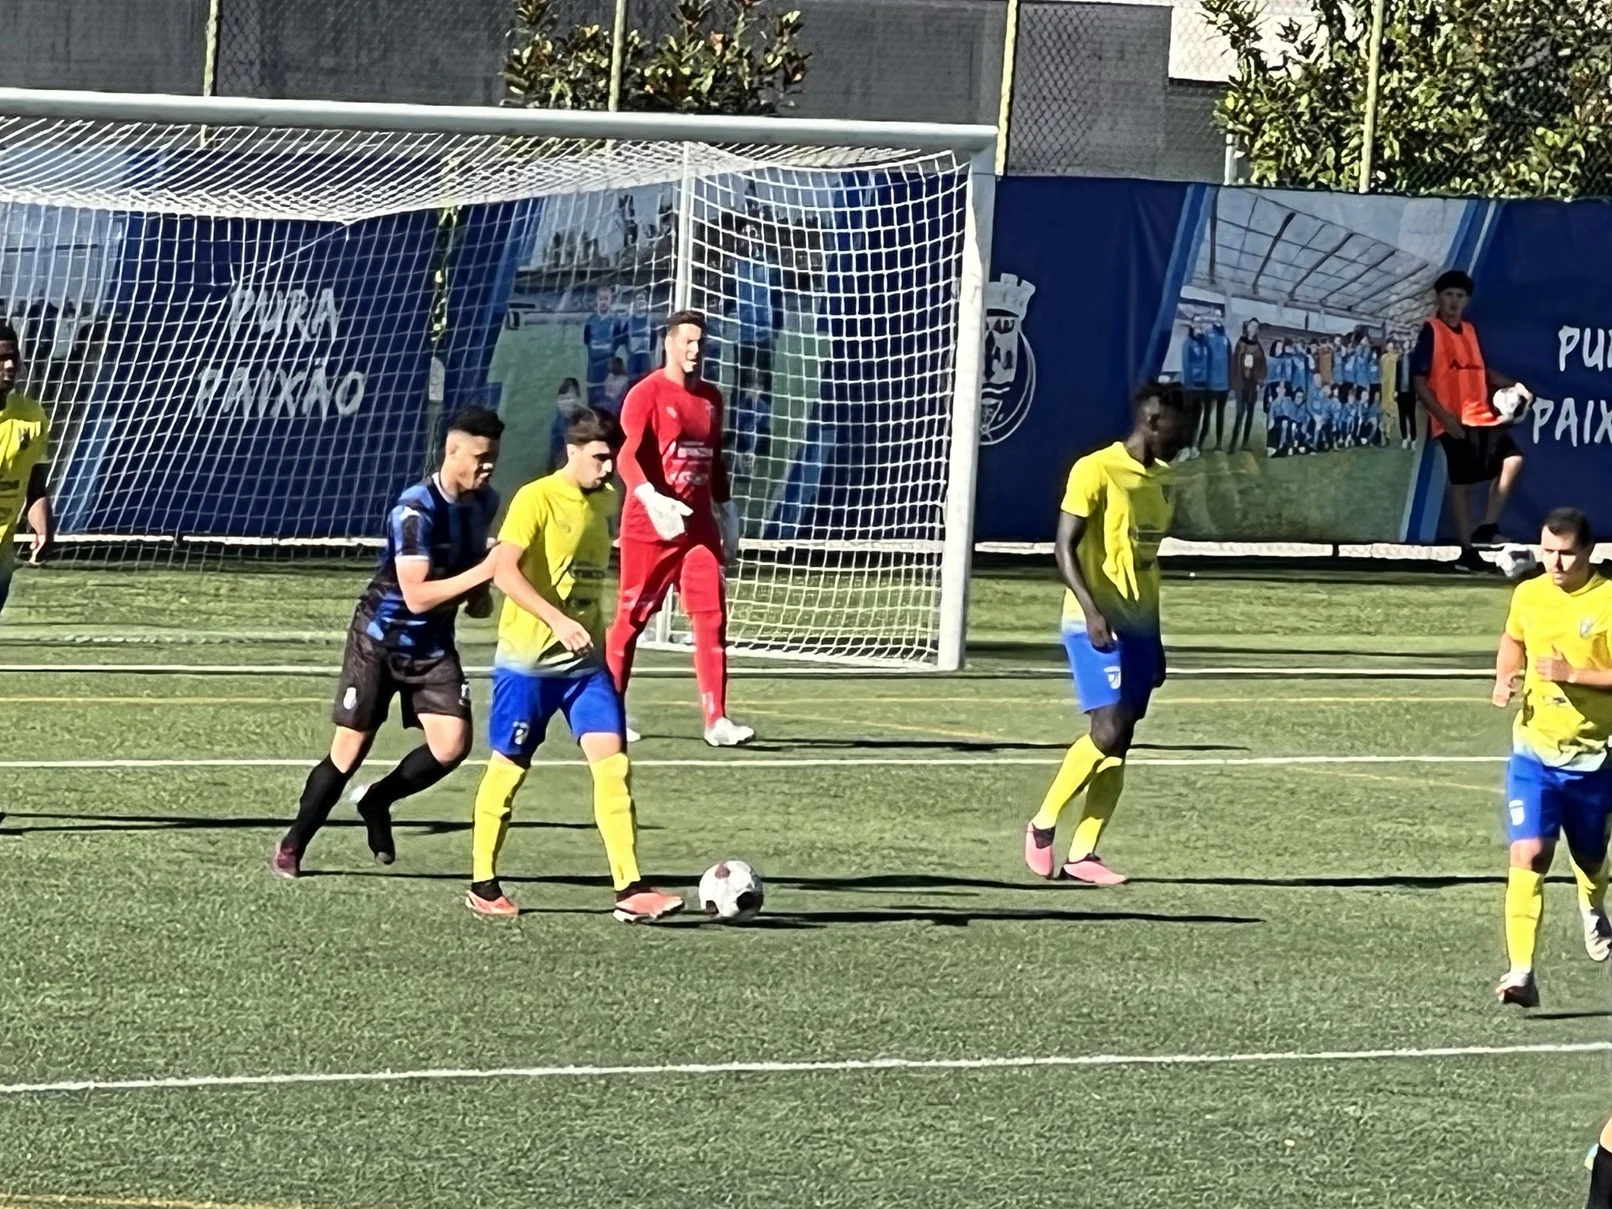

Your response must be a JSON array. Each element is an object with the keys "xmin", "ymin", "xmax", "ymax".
[
  {"xmin": 513, "ymin": 721, "xmax": 530, "ymax": 748},
  {"xmin": 982, "ymin": 273, "xmax": 1037, "ymax": 447},
  {"xmin": 459, "ymin": 681, "xmax": 471, "ymax": 705},
  {"xmin": 342, "ymin": 686, "xmax": 357, "ymax": 711}
]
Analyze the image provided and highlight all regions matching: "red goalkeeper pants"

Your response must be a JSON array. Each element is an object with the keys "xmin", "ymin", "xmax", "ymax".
[{"xmin": 607, "ymin": 538, "xmax": 728, "ymax": 726}]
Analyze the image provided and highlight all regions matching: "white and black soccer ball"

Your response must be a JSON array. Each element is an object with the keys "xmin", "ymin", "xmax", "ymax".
[
  {"xmin": 699, "ymin": 860, "xmax": 765, "ymax": 922},
  {"xmin": 1497, "ymin": 544, "xmax": 1541, "ymax": 581},
  {"xmin": 1493, "ymin": 386, "xmax": 1529, "ymax": 422}
]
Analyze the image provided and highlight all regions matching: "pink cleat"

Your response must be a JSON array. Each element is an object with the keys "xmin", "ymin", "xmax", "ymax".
[
  {"xmin": 465, "ymin": 883, "xmax": 519, "ymax": 919},
  {"xmin": 1061, "ymin": 855, "xmax": 1128, "ymax": 886},
  {"xmin": 1023, "ymin": 822, "xmax": 1056, "ymax": 879},
  {"xmin": 612, "ymin": 886, "xmax": 685, "ymax": 923},
  {"xmin": 268, "ymin": 840, "xmax": 301, "ymax": 880}
]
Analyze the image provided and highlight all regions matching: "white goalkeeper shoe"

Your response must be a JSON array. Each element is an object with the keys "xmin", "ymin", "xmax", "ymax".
[
  {"xmin": 703, "ymin": 717, "xmax": 756, "ymax": 747},
  {"xmin": 625, "ymin": 724, "xmax": 641, "ymax": 744}
]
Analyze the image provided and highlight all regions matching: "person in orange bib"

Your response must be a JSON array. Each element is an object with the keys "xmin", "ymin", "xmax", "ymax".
[{"xmin": 1410, "ymin": 269, "xmax": 1533, "ymax": 573}]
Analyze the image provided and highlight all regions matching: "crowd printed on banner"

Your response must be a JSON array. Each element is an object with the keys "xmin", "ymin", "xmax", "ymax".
[{"xmin": 192, "ymin": 285, "xmax": 365, "ymax": 419}]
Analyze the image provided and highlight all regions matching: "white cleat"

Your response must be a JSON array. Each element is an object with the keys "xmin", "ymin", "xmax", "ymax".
[
  {"xmin": 349, "ymin": 782, "xmax": 370, "ymax": 806},
  {"xmin": 1584, "ymin": 908, "xmax": 1612, "ymax": 962},
  {"xmin": 703, "ymin": 717, "xmax": 756, "ymax": 747},
  {"xmin": 625, "ymin": 725, "xmax": 641, "ymax": 744}
]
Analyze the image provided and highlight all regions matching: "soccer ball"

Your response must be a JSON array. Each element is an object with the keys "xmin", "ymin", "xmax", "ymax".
[
  {"xmin": 1493, "ymin": 386, "xmax": 1529, "ymax": 422},
  {"xmin": 699, "ymin": 860, "xmax": 765, "ymax": 922},
  {"xmin": 1497, "ymin": 544, "xmax": 1541, "ymax": 581}
]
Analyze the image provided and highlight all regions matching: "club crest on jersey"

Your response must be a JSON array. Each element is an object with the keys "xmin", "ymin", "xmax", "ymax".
[
  {"xmin": 1584, "ymin": 617, "xmax": 1595, "ymax": 638},
  {"xmin": 982, "ymin": 273, "xmax": 1037, "ymax": 447}
]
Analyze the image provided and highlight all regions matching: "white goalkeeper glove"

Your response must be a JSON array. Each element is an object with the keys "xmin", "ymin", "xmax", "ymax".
[
  {"xmin": 716, "ymin": 500, "xmax": 741, "ymax": 563},
  {"xmin": 634, "ymin": 483, "xmax": 692, "ymax": 541}
]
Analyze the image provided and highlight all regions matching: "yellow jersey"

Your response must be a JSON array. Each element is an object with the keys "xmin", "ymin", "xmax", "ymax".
[
  {"xmin": 494, "ymin": 473, "xmax": 617, "ymax": 674},
  {"xmin": 1059, "ymin": 441, "xmax": 1173, "ymax": 636},
  {"xmin": 1506, "ymin": 572, "xmax": 1612, "ymax": 769},
  {"xmin": 0, "ymin": 391, "xmax": 47, "ymax": 567}
]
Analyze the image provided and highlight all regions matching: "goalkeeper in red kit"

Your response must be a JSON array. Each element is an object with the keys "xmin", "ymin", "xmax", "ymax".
[{"xmin": 606, "ymin": 309, "xmax": 755, "ymax": 747}]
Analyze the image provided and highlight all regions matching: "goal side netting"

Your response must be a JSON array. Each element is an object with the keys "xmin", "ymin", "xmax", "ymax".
[{"xmin": 0, "ymin": 92, "xmax": 993, "ymax": 669}]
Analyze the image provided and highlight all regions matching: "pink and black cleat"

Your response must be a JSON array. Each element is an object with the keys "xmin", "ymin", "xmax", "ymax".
[
  {"xmin": 1061, "ymin": 854, "xmax": 1128, "ymax": 886},
  {"xmin": 1023, "ymin": 822, "xmax": 1057, "ymax": 879}
]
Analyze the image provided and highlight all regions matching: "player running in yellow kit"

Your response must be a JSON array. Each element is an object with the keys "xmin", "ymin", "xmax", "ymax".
[{"xmin": 1491, "ymin": 506, "xmax": 1612, "ymax": 1008}]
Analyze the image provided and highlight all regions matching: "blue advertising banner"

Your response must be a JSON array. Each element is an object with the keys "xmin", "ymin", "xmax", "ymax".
[
  {"xmin": 39, "ymin": 204, "xmax": 528, "ymax": 539},
  {"xmin": 980, "ymin": 179, "xmax": 1503, "ymax": 545}
]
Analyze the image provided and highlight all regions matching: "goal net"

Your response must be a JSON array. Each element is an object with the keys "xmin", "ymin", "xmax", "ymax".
[{"xmin": 0, "ymin": 90, "xmax": 993, "ymax": 668}]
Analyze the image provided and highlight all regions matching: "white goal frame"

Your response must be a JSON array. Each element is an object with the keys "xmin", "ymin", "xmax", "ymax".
[{"xmin": 0, "ymin": 88, "xmax": 995, "ymax": 672}]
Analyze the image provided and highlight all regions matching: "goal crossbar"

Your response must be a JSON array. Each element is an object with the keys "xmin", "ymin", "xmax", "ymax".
[{"xmin": 0, "ymin": 88, "xmax": 996, "ymax": 157}]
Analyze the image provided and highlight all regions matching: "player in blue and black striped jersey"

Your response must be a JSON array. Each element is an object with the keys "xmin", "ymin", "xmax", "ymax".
[{"xmin": 270, "ymin": 406, "xmax": 504, "ymax": 878}]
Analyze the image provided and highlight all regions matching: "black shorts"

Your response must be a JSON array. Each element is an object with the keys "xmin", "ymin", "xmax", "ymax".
[
  {"xmin": 332, "ymin": 627, "xmax": 471, "ymax": 733},
  {"xmin": 1438, "ymin": 425, "xmax": 1521, "ymax": 487}
]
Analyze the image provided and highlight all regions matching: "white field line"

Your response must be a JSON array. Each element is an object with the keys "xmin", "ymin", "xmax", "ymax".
[
  {"xmin": 2, "ymin": 1040, "xmax": 1605, "ymax": 1097},
  {"xmin": 0, "ymin": 663, "xmax": 1493, "ymax": 680},
  {"xmin": 0, "ymin": 754, "xmax": 1508, "ymax": 771}
]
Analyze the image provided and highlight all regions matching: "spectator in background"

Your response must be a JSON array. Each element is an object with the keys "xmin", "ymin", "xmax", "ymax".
[
  {"xmin": 1411, "ymin": 269, "xmax": 1533, "ymax": 572},
  {"xmin": 1230, "ymin": 320, "xmax": 1266, "ymax": 454},
  {"xmin": 583, "ymin": 286, "xmax": 621, "ymax": 406}
]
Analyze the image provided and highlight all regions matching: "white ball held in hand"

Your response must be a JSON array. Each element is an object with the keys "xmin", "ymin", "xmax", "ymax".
[{"xmin": 1492, "ymin": 386, "xmax": 1529, "ymax": 422}]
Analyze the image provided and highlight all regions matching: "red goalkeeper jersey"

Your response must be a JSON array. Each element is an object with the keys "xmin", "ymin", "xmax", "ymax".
[{"xmin": 618, "ymin": 371, "xmax": 730, "ymax": 546}]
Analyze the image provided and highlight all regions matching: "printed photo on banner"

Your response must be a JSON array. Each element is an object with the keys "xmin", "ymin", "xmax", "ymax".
[
  {"xmin": 1156, "ymin": 187, "xmax": 1469, "ymax": 544},
  {"xmin": 485, "ymin": 173, "xmax": 843, "ymax": 537}
]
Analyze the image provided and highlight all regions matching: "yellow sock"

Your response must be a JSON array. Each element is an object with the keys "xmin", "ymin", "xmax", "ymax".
[
  {"xmin": 1067, "ymin": 757, "xmax": 1125, "ymax": 861},
  {"xmin": 1030, "ymin": 735, "xmax": 1109, "ymax": 831},
  {"xmin": 471, "ymin": 759, "xmax": 526, "ymax": 884},
  {"xmin": 1504, "ymin": 866, "xmax": 1545, "ymax": 973},
  {"xmin": 590, "ymin": 752, "xmax": 641, "ymax": 892},
  {"xmin": 1572, "ymin": 852, "xmax": 1609, "ymax": 913}
]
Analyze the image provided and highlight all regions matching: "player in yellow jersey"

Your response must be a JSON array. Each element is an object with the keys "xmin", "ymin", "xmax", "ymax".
[
  {"xmin": 0, "ymin": 323, "xmax": 53, "ymax": 614},
  {"xmin": 1491, "ymin": 506, "xmax": 1612, "ymax": 1008},
  {"xmin": 466, "ymin": 406, "xmax": 684, "ymax": 923},
  {"xmin": 1023, "ymin": 382, "xmax": 1195, "ymax": 885}
]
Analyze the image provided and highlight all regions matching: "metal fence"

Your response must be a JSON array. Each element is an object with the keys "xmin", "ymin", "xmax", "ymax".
[{"xmin": 21, "ymin": 0, "xmax": 1599, "ymax": 195}]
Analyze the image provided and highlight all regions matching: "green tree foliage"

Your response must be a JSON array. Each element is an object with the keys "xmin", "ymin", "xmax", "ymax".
[
  {"xmin": 1201, "ymin": 0, "xmax": 1612, "ymax": 197},
  {"xmin": 505, "ymin": 0, "xmax": 809, "ymax": 115}
]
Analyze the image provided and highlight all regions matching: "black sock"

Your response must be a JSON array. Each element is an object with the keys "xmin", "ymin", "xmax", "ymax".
[
  {"xmin": 284, "ymin": 757, "xmax": 353, "ymax": 853},
  {"xmin": 470, "ymin": 878, "xmax": 503, "ymax": 901},
  {"xmin": 361, "ymin": 745, "xmax": 459, "ymax": 813},
  {"xmin": 1588, "ymin": 1145, "xmax": 1612, "ymax": 1209}
]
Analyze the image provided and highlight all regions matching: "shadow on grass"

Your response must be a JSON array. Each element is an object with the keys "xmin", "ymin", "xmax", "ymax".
[
  {"xmin": 0, "ymin": 811, "xmax": 613, "ymax": 836},
  {"xmin": 514, "ymin": 904, "xmax": 1262, "ymax": 928}
]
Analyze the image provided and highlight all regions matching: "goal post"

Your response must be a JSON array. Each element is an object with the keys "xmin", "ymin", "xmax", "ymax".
[{"xmin": 0, "ymin": 87, "xmax": 995, "ymax": 670}]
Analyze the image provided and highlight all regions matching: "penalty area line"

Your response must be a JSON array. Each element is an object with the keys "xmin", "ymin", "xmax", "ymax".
[
  {"xmin": 3, "ymin": 1040, "xmax": 1607, "ymax": 1097},
  {"xmin": 0, "ymin": 754, "xmax": 1509, "ymax": 771}
]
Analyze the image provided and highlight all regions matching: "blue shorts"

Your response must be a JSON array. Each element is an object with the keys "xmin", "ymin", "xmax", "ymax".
[
  {"xmin": 488, "ymin": 665, "xmax": 625, "ymax": 761},
  {"xmin": 1504, "ymin": 752, "xmax": 1612, "ymax": 860},
  {"xmin": 1063, "ymin": 628, "xmax": 1163, "ymax": 718}
]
